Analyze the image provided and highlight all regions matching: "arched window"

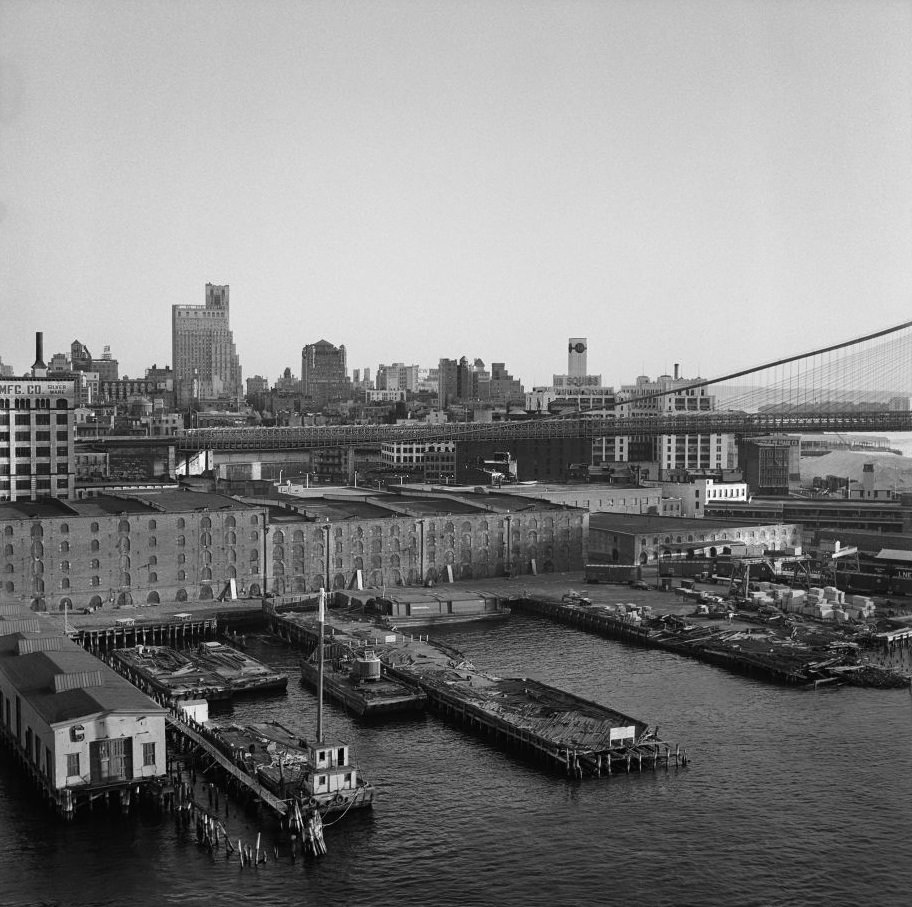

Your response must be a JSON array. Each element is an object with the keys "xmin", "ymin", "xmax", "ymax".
[
  {"xmin": 201, "ymin": 567, "xmax": 212, "ymax": 581},
  {"xmin": 177, "ymin": 535, "xmax": 185, "ymax": 547},
  {"xmin": 60, "ymin": 560, "xmax": 70, "ymax": 572},
  {"xmin": 200, "ymin": 516, "xmax": 211, "ymax": 529},
  {"xmin": 91, "ymin": 575, "xmax": 100, "ymax": 587},
  {"xmin": 31, "ymin": 524, "xmax": 43, "ymax": 538},
  {"xmin": 60, "ymin": 523, "xmax": 69, "ymax": 534},
  {"xmin": 90, "ymin": 540, "xmax": 100, "ymax": 552},
  {"xmin": 60, "ymin": 577, "xmax": 70, "ymax": 590},
  {"xmin": 177, "ymin": 569, "xmax": 186, "ymax": 581},
  {"xmin": 148, "ymin": 555, "xmax": 157, "ymax": 566},
  {"xmin": 177, "ymin": 517, "xmax": 185, "ymax": 529},
  {"xmin": 225, "ymin": 515, "xmax": 236, "ymax": 528},
  {"xmin": 3, "ymin": 543, "xmax": 12, "ymax": 556},
  {"xmin": 121, "ymin": 572, "xmax": 131, "ymax": 587},
  {"xmin": 226, "ymin": 531, "xmax": 236, "ymax": 545},
  {"xmin": 59, "ymin": 540, "xmax": 69, "ymax": 553},
  {"xmin": 249, "ymin": 530, "xmax": 259, "ymax": 542},
  {"xmin": 148, "ymin": 519, "xmax": 157, "ymax": 530},
  {"xmin": 200, "ymin": 532, "xmax": 211, "ymax": 547},
  {"xmin": 118, "ymin": 520, "xmax": 130, "ymax": 533},
  {"xmin": 149, "ymin": 572, "xmax": 157, "ymax": 583},
  {"xmin": 148, "ymin": 536, "xmax": 157, "ymax": 547}
]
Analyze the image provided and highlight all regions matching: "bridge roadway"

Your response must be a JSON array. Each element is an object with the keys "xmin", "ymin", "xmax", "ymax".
[{"xmin": 91, "ymin": 409, "xmax": 912, "ymax": 452}]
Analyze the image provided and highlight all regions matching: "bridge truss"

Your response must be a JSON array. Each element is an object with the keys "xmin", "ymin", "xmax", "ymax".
[{"xmin": 174, "ymin": 319, "xmax": 912, "ymax": 451}]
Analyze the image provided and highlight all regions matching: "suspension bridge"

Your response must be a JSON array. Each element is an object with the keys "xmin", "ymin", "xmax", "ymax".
[{"xmin": 143, "ymin": 319, "xmax": 912, "ymax": 451}]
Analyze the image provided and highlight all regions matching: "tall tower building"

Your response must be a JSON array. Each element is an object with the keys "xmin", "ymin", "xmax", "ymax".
[
  {"xmin": 301, "ymin": 340, "xmax": 350, "ymax": 406},
  {"xmin": 172, "ymin": 283, "xmax": 242, "ymax": 409},
  {"xmin": 568, "ymin": 338, "xmax": 588, "ymax": 384}
]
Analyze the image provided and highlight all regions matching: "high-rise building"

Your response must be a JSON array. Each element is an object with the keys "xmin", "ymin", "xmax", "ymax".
[
  {"xmin": 301, "ymin": 340, "xmax": 350, "ymax": 407},
  {"xmin": 0, "ymin": 333, "xmax": 76, "ymax": 502},
  {"xmin": 608, "ymin": 369, "xmax": 735, "ymax": 478},
  {"xmin": 172, "ymin": 283, "xmax": 242, "ymax": 409},
  {"xmin": 376, "ymin": 363, "xmax": 419, "ymax": 393}
]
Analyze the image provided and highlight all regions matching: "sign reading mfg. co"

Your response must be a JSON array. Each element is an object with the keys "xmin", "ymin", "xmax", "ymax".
[{"xmin": 0, "ymin": 382, "xmax": 73, "ymax": 397}]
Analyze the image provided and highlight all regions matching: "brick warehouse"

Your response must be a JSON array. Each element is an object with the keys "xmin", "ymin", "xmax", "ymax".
[{"xmin": 0, "ymin": 489, "xmax": 587, "ymax": 611}]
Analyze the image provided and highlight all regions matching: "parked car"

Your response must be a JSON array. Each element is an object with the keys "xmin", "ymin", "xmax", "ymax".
[{"xmin": 629, "ymin": 581, "xmax": 649, "ymax": 591}]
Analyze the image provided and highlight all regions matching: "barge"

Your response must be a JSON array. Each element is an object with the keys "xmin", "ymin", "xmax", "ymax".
[
  {"xmin": 300, "ymin": 646, "xmax": 427, "ymax": 717},
  {"xmin": 267, "ymin": 605, "xmax": 680, "ymax": 777},
  {"xmin": 336, "ymin": 587, "xmax": 510, "ymax": 627},
  {"xmin": 112, "ymin": 641, "xmax": 288, "ymax": 702}
]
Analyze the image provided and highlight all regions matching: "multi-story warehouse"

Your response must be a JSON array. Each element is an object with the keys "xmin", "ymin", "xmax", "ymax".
[
  {"xmin": 0, "ymin": 372, "xmax": 76, "ymax": 503},
  {"xmin": 301, "ymin": 340, "xmax": 350, "ymax": 407},
  {"xmin": 263, "ymin": 488, "xmax": 587, "ymax": 593},
  {"xmin": 172, "ymin": 283, "xmax": 242, "ymax": 409},
  {"xmin": 0, "ymin": 492, "xmax": 266, "ymax": 612},
  {"xmin": 0, "ymin": 489, "xmax": 585, "ymax": 611}
]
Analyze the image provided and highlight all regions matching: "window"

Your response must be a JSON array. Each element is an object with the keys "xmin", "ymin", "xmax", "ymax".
[
  {"xmin": 91, "ymin": 522, "xmax": 99, "ymax": 533},
  {"xmin": 90, "ymin": 539, "xmax": 99, "ymax": 552},
  {"xmin": 60, "ymin": 541, "xmax": 69, "ymax": 553},
  {"xmin": 67, "ymin": 753, "xmax": 80, "ymax": 777},
  {"xmin": 177, "ymin": 518, "xmax": 185, "ymax": 529},
  {"xmin": 143, "ymin": 742, "xmax": 156, "ymax": 767}
]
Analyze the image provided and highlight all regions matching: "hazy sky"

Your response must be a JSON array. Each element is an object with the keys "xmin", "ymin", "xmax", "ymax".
[{"xmin": 1, "ymin": 0, "xmax": 910, "ymax": 389}]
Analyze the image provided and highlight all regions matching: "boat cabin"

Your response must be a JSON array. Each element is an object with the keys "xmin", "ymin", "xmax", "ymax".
[{"xmin": 308, "ymin": 740, "xmax": 359, "ymax": 795}]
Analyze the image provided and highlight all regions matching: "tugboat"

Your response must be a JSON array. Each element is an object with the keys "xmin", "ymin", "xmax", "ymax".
[{"xmin": 205, "ymin": 589, "xmax": 374, "ymax": 818}]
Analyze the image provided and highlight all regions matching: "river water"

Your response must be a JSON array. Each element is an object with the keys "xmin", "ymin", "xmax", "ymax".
[{"xmin": 2, "ymin": 614, "xmax": 911, "ymax": 907}]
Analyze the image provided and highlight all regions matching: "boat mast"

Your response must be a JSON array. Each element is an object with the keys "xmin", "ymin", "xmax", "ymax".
[{"xmin": 317, "ymin": 587, "xmax": 325, "ymax": 743}]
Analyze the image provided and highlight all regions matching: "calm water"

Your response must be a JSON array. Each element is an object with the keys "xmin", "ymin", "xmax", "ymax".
[{"xmin": 2, "ymin": 616, "xmax": 912, "ymax": 907}]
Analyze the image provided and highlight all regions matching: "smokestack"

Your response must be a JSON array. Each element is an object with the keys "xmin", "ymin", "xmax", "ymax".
[
  {"xmin": 31, "ymin": 332, "xmax": 47, "ymax": 377},
  {"xmin": 674, "ymin": 363, "xmax": 679, "ymax": 380}
]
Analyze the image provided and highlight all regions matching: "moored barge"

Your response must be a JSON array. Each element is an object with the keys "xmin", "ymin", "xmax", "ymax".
[
  {"xmin": 300, "ymin": 646, "xmax": 427, "ymax": 717},
  {"xmin": 112, "ymin": 641, "xmax": 288, "ymax": 702}
]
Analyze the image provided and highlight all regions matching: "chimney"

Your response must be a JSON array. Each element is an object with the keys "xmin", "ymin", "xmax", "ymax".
[
  {"xmin": 674, "ymin": 363, "xmax": 680, "ymax": 380},
  {"xmin": 31, "ymin": 331, "xmax": 47, "ymax": 377}
]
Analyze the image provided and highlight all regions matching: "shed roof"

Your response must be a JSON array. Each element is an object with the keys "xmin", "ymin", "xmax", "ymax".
[{"xmin": 0, "ymin": 631, "xmax": 164, "ymax": 726}]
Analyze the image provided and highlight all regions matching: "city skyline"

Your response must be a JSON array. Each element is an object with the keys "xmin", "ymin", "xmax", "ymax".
[{"xmin": 2, "ymin": 1, "xmax": 911, "ymax": 388}]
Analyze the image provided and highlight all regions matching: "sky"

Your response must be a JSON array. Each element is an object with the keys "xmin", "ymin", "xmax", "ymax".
[{"xmin": 1, "ymin": 0, "xmax": 911, "ymax": 389}]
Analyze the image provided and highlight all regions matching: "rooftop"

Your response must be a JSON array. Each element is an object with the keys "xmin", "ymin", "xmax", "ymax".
[
  {"xmin": 0, "ymin": 624, "xmax": 164, "ymax": 726},
  {"xmin": 589, "ymin": 513, "xmax": 778, "ymax": 534}
]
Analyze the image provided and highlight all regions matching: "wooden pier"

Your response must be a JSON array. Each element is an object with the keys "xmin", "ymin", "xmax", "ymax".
[
  {"xmin": 165, "ymin": 711, "xmax": 289, "ymax": 817},
  {"xmin": 513, "ymin": 595, "xmax": 910, "ymax": 688},
  {"xmin": 71, "ymin": 614, "xmax": 218, "ymax": 654}
]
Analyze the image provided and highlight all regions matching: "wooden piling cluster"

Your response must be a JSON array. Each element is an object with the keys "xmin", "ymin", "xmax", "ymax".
[
  {"xmin": 0, "ymin": 716, "xmax": 171, "ymax": 820},
  {"xmin": 72, "ymin": 616, "xmax": 218, "ymax": 655},
  {"xmin": 165, "ymin": 752, "xmax": 326, "ymax": 863}
]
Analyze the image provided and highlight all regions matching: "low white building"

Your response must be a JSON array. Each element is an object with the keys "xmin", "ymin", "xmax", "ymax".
[
  {"xmin": 0, "ymin": 609, "xmax": 167, "ymax": 817},
  {"xmin": 662, "ymin": 479, "xmax": 749, "ymax": 518}
]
